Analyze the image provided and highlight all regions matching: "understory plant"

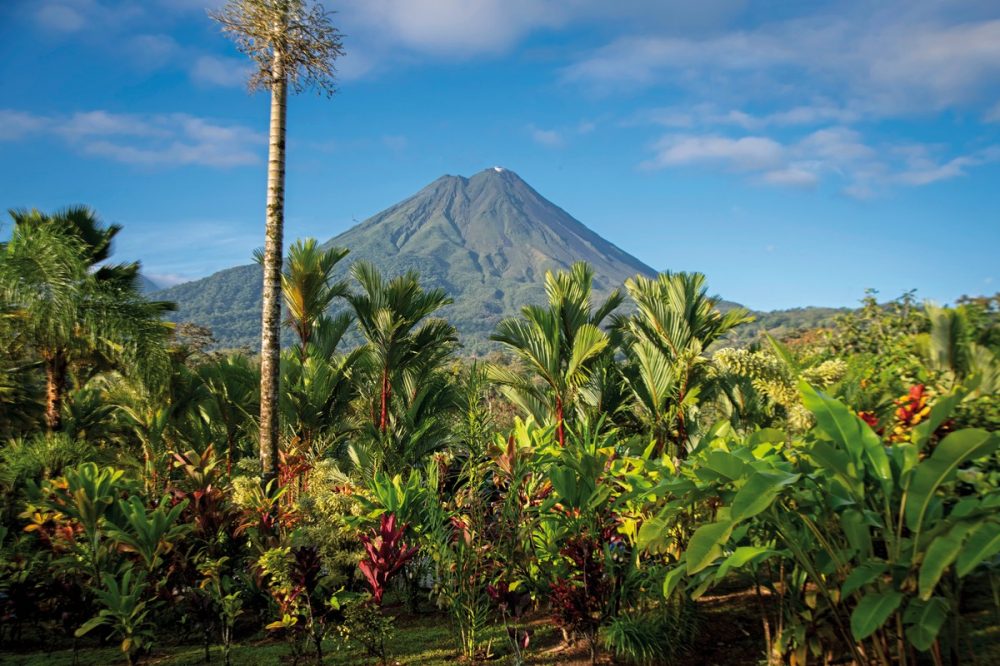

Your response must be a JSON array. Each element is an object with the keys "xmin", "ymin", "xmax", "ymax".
[
  {"xmin": 651, "ymin": 381, "xmax": 999, "ymax": 665},
  {"xmin": 75, "ymin": 567, "xmax": 155, "ymax": 666}
]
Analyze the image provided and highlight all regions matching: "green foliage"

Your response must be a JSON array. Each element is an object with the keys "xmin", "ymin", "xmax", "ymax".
[
  {"xmin": 336, "ymin": 597, "xmax": 395, "ymax": 665},
  {"xmin": 618, "ymin": 271, "xmax": 752, "ymax": 455},
  {"xmin": 491, "ymin": 261, "xmax": 620, "ymax": 445},
  {"xmin": 105, "ymin": 495, "xmax": 191, "ymax": 573},
  {"xmin": 602, "ymin": 604, "xmax": 696, "ymax": 666},
  {"xmin": 650, "ymin": 381, "xmax": 999, "ymax": 664},
  {"xmin": 3, "ymin": 217, "xmax": 998, "ymax": 666},
  {"xmin": 75, "ymin": 567, "xmax": 156, "ymax": 666}
]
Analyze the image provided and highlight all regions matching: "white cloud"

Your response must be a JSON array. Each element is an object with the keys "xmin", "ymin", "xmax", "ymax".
[
  {"xmin": 381, "ymin": 134, "xmax": 408, "ymax": 151},
  {"xmin": 34, "ymin": 2, "xmax": 87, "ymax": 32},
  {"xmin": 339, "ymin": 0, "xmax": 570, "ymax": 57},
  {"xmin": 190, "ymin": 55, "xmax": 253, "ymax": 89},
  {"xmin": 644, "ymin": 135, "xmax": 785, "ymax": 171},
  {"xmin": 889, "ymin": 145, "xmax": 1000, "ymax": 185},
  {"xmin": 529, "ymin": 126, "xmax": 565, "ymax": 148},
  {"xmin": 152, "ymin": 0, "xmax": 225, "ymax": 11},
  {"xmin": 32, "ymin": 0, "xmax": 144, "ymax": 34},
  {"xmin": 760, "ymin": 168, "xmax": 819, "ymax": 189},
  {"xmin": 143, "ymin": 272, "xmax": 190, "ymax": 288},
  {"xmin": 528, "ymin": 119, "xmax": 599, "ymax": 148},
  {"xmin": 565, "ymin": 6, "xmax": 1000, "ymax": 116},
  {"xmin": 331, "ymin": 0, "xmax": 746, "ymax": 74},
  {"xmin": 56, "ymin": 110, "xmax": 166, "ymax": 140},
  {"xmin": 127, "ymin": 34, "xmax": 181, "ymax": 69},
  {"xmin": 643, "ymin": 126, "xmax": 999, "ymax": 196},
  {"xmin": 0, "ymin": 109, "xmax": 264, "ymax": 168},
  {"xmin": 565, "ymin": 31, "xmax": 793, "ymax": 89},
  {"xmin": 0, "ymin": 110, "xmax": 49, "ymax": 140},
  {"xmin": 635, "ymin": 102, "xmax": 861, "ymax": 132}
]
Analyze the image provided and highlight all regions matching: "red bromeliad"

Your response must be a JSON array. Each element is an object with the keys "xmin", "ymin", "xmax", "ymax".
[{"xmin": 358, "ymin": 513, "xmax": 419, "ymax": 605}]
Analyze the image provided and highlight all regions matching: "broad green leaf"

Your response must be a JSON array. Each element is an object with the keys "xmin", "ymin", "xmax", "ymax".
[
  {"xmin": 840, "ymin": 509, "xmax": 872, "ymax": 557},
  {"xmin": 809, "ymin": 440, "xmax": 864, "ymax": 499},
  {"xmin": 714, "ymin": 546, "xmax": 779, "ymax": 581},
  {"xmin": 765, "ymin": 332, "xmax": 800, "ymax": 375},
  {"xmin": 566, "ymin": 323, "xmax": 608, "ymax": 381},
  {"xmin": 841, "ymin": 561, "xmax": 888, "ymax": 597},
  {"xmin": 636, "ymin": 516, "xmax": 669, "ymax": 551},
  {"xmin": 731, "ymin": 470, "xmax": 800, "ymax": 522},
  {"xmin": 690, "ymin": 575, "xmax": 714, "ymax": 599},
  {"xmin": 801, "ymin": 382, "xmax": 892, "ymax": 494},
  {"xmin": 905, "ymin": 429, "xmax": 998, "ymax": 533},
  {"xmin": 703, "ymin": 449, "xmax": 748, "ymax": 481},
  {"xmin": 685, "ymin": 520, "xmax": 735, "ymax": 575},
  {"xmin": 662, "ymin": 566, "xmax": 685, "ymax": 598},
  {"xmin": 549, "ymin": 467, "xmax": 578, "ymax": 506},
  {"xmin": 75, "ymin": 615, "xmax": 107, "ymax": 637},
  {"xmin": 903, "ymin": 597, "xmax": 949, "ymax": 652},
  {"xmin": 912, "ymin": 387, "xmax": 967, "ymax": 448},
  {"xmin": 956, "ymin": 521, "xmax": 1000, "ymax": 577},
  {"xmin": 851, "ymin": 589, "xmax": 904, "ymax": 640},
  {"xmin": 918, "ymin": 524, "xmax": 972, "ymax": 600},
  {"xmin": 585, "ymin": 484, "xmax": 613, "ymax": 511},
  {"xmin": 747, "ymin": 428, "xmax": 787, "ymax": 447}
]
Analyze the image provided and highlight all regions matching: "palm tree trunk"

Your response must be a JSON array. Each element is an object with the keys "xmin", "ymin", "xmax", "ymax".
[
  {"xmin": 555, "ymin": 396, "xmax": 565, "ymax": 446},
  {"xmin": 379, "ymin": 368, "xmax": 390, "ymax": 433},
  {"xmin": 258, "ymin": 49, "xmax": 287, "ymax": 485},
  {"xmin": 226, "ymin": 431, "xmax": 234, "ymax": 478},
  {"xmin": 44, "ymin": 351, "xmax": 68, "ymax": 433}
]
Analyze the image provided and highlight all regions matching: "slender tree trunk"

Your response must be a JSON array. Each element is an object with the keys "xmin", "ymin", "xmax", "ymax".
[
  {"xmin": 226, "ymin": 431, "xmax": 234, "ymax": 478},
  {"xmin": 44, "ymin": 351, "xmax": 68, "ymax": 433},
  {"xmin": 555, "ymin": 396, "xmax": 565, "ymax": 446},
  {"xmin": 259, "ymin": 50, "xmax": 287, "ymax": 485},
  {"xmin": 379, "ymin": 368, "xmax": 390, "ymax": 432}
]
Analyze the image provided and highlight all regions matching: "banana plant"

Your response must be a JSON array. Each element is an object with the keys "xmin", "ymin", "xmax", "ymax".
[{"xmin": 651, "ymin": 382, "xmax": 999, "ymax": 665}]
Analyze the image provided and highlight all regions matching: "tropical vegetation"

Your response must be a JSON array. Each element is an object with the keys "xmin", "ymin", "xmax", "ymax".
[{"xmin": 2, "ymin": 203, "xmax": 998, "ymax": 665}]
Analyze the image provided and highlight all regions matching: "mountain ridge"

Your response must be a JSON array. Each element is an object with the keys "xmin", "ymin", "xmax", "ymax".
[
  {"xmin": 153, "ymin": 168, "xmax": 841, "ymax": 351},
  {"xmin": 154, "ymin": 167, "xmax": 662, "ymax": 351}
]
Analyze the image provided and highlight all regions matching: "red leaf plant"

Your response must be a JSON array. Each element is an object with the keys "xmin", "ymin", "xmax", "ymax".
[{"xmin": 358, "ymin": 513, "xmax": 419, "ymax": 605}]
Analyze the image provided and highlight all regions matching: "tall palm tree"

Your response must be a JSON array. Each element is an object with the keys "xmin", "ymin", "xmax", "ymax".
[
  {"xmin": 347, "ymin": 262, "xmax": 457, "ymax": 435},
  {"xmin": 280, "ymin": 239, "xmax": 349, "ymax": 355},
  {"xmin": 0, "ymin": 208, "xmax": 172, "ymax": 432},
  {"xmin": 618, "ymin": 272, "xmax": 752, "ymax": 456},
  {"xmin": 211, "ymin": 0, "xmax": 345, "ymax": 484},
  {"xmin": 489, "ymin": 262, "xmax": 622, "ymax": 446}
]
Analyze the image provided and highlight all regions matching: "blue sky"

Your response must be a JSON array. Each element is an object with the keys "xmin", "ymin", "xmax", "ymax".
[{"xmin": 1, "ymin": 0, "xmax": 998, "ymax": 310}]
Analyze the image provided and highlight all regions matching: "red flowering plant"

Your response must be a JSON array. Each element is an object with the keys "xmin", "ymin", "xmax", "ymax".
[
  {"xmin": 357, "ymin": 513, "xmax": 418, "ymax": 606},
  {"xmin": 888, "ymin": 383, "xmax": 956, "ymax": 443},
  {"xmin": 167, "ymin": 446, "xmax": 240, "ymax": 550}
]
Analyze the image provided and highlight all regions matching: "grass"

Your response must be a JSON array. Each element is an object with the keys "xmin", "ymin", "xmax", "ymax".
[
  {"xmin": 0, "ymin": 609, "xmax": 579, "ymax": 666},
  {"xmin": 3, "ymin": 588, "xmax": 997, "ymax": 666}
]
